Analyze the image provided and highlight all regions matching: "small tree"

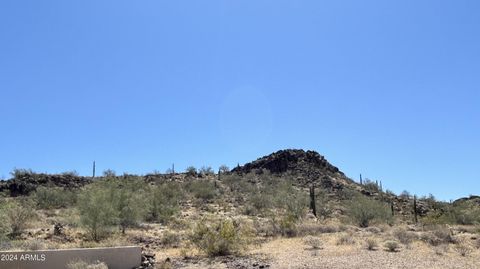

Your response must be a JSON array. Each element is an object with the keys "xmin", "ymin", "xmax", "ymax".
[
  {"xmin": 347, "ymin": 195, "xmax": 392, "ymax": 227},
  {"xmin": 149, "ymin": 182, "xmax": 183, "ymax": 223},
  {"xmin": 4, "ymin": 199, "xmax": 35, "ymax": 238},
  {"xmin": 185, "ymin": 166, "xmax": 197, "ymax": 177},
  {"xmin": 219, "ymin": 165, "xmax": 230, "ymax": 174},
  {"xmin": 0, "ymin": 202, "xmax": 11, "ymax": 240},
  {"xmin": 116, "ymin": 180, "xmax": 147, "ymax": 234},
  {"xmin": 34, "ymin": 187, "xmax": 77, "ymax": 209},
  {"xmin": 102, "ymin": 169, "xmax": 116, "ymax": 178},
  {"xmin": 199, "ymin": 166, "xmax": 214, "ymax": 176},
  {"xmin": 190, "ymin": 218, "xmax": 251, "ymax": 256},
  {"xmin": 77, "ymin": 183, "xmax": 118, "ymax": 241}
]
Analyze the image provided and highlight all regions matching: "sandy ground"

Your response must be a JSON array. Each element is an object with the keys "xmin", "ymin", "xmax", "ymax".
[
  {"xmin": 154, "ymin": 235, "xmax": 480, "ymax": 269},
  {"xmin": 252, "ymin": 237, "xmax": 480, "ymax": 269}
]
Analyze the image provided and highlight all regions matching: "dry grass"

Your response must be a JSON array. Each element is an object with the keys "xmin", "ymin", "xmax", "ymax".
[{"xmin": 365, "ymin": 238, "xmax": 378, "ymax": 251}]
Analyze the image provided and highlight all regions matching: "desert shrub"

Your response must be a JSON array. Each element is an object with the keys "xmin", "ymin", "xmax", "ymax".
[
  {"xmin": 277, "ymin": 215, "xmax": 298, "ymax": 237},
  {"xmin": 420, "ymin": 227, "xmax": 457, "ymax": 247},
  {"xmin": 365, "ymin": 226, "xmax": 382, "ymax": 234},
  {"xmin": 314, "ymin": 189, "xmax": 333, "ymax": 219},
  {"xmin": 22, "ymin": 239, "xmax": 45, "ymax": 251},
  {"xmin": 245, "ymin": 190, "xmax": 274, "ymax": 216},
  {"xmin": 336, "ymin": 234, "xmax": 355, "ymax": 245},
  {"xmin": 34, "ymin": 186, "xmax": 77, "ymax": 209},
  {"xmin": 454, "ymin": 244, "xmax": 472, "ymax": 257},
  {"xmin": 0, "ymin": 240, "xmax": 12, "ymax": 251},
  {"xmin": 161, "ymin": 231, "xmax": 181, "ymax": 248},
  {"xmin": 433, "ymin": 244, "xmax": 449, "ymax": 256},
  {"xmin": 4, "ymin": 199, "xmax": 35, "ymax": 238},
  {"xmin": 384, "ymin": 240, "xmax": 400, "ymax": 252},
  {"xmin": 67, "ymin": 260, "xmax": 108, "ymax": 269},
  {"xmin": 148, "ymin": 182, "xmax": 183, "ymax": 224},
  {"xmin": 275, "ymin": 183, "xmax": 308, "ymax": 220},
  {"xmin": 185, "ymin": 166, "xmax": 197, "ymax": 177},
  {"xmin": 363, "ymin": 179, "xmax": 380, "ymax": 193},
  {"xmin": 199, "ymin": 166, "xmax": 214, "ymax": 176},
  {"xmin": 303, "ymin": 236, "xmax": 322, "ymax": 249},
  {"xmin": 0, "ymin": 202, "xmax": 10, "ymax": 240},
  {"xmin": 393, "ymin": 228, "xmax": 416, "ymax": 245},
  {"xmin": 190, "ymin": 218, "xmax": 251, "ymax": 256},
  {"xmin": 445, "ymin": 203, "xmax": 480, "ymax": 225},
  {"xmin": 399, "ymin": 190, "xmax": 411, "ymax": 199},
  {"xmin": 365, "ymin": 238, "xmax": 378, "ymax": 250},
  {"xmin": 10, "ymin": 168, "xmax": 35, "ymax": 178},
  {"xmin": 219, "ymin": 165, "xmax": 230, "ymax": 174},
  {"xmin": 346, "ymin": 195, "xmax": 392, "ymax": 227},
  {"xmin": 77, "ymin": 182, "xmax": 118, "ymax": 241},
  {"xmin": 297, "ymin": 223, "xmax": 341, "ymax": 236},
  {"xmin": 186, "ymin": 180, "xmax": 217, "ymax": 201},
  {"xmin": 102, "ymin": 169, "xmax": 116, "ymax": 178},
  {"xmin": 62, "ymin": 170, "xmax": 79, "ymax": 177},
  {"xmin": 115, "ymin": 180, "xmax": 148, "ymax": 233}
]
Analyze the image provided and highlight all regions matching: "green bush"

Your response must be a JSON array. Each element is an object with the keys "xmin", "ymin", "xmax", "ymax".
[
  {"xmin": 4, "ymin": 199, "xmax": 35, "ymax": 238},
  {"xmin": 149, "ymin": 182, "xmax": 183, "ymax": 223},
  {"xmin": 363, "ymin": 179, "xmax": 380, "ymax": 193},
  {"xmin": 34, "ymin": 186, "xmax": 77, "ymax": 209},
  {"xmin": 218, "ymin": 165, "xmax": 230, "ymax": 174},
  {"xmin": 116, "ymin": 180, "xmax": 148, "ymax": 233},
  {"xmin": 102, "ymin": 169, "xmax": 116, "ymax": 178},
  {"xmin": 185, "ymin": 166, "xmax": 197, "ymax": 177},
  {"xmin": 186, "ymin": 180, "xmax": 217, "ymax": 201},
  {"xmin": 365, "ymin": 238, "xmax": 378, "ymax": 250},
  {"xmin": 393, "ymin": 228, "xmax": 416, "ymax": 245},
  {"xmin": 245, "ymin": 190, "xmax": 274, "ymax": 216},
  {"xmin": 199, "ymin": 166, "xmax": 214, "ymax": 176},
  {"xmin": 346, "ymin": 195, "xmax": 392, "ymax": 227},
  {"xmin": 303, "ymin": 236, "xmax": 322, "ymax": 249},
  {"xmin": 423, "ymin": 200, "xmax": 480, "ymax": 225},
  {"xmin": 0, "ymin": 202, "xmax": 10, "ymax": 240},
  {"xmin": 77, "ymin": 182, "xmax": 118, "ymax": 241},
  {"xmin": 384, "ymin": 240, "xmax": 400, "ymax": 252},
  {"xmin": 278, "ymin": 215, "xmax": 297, "ymax": 237},
  {"xmin": 190, "ymin": 218, "xmax": 251, "ymax": 256}
]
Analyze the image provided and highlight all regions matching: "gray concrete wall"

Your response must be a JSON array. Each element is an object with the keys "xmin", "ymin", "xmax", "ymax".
[{"xmin": 0, "ymin": 246, "xmax": 141, "ymax": 269}]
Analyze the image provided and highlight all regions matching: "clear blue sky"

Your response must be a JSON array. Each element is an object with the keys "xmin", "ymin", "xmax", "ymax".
[{"xmin": 1, "ymin": 1, "xmax": 479, "ymax": 201}]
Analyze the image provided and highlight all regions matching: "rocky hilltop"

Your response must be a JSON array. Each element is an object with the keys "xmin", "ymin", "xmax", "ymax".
[
  {"xmin": 0, "ymin": 173, "xmax": 92, "ymax": 197},
  {"xmin": 232, "ymin": 149, "xmax": 354, "ymax": 187}
]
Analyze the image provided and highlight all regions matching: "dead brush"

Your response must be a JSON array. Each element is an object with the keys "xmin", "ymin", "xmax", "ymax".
[
  {"xmin": 393, "ymin": 228, "xmax": 416, "ymax": 246},
  {"xmin": 454, "ymin": 244, "xmax": 472, "ymax": 257},
  {"xmin": 433, "ymin": 244, "xmax": 449, "ymax": 256},
  {"xmin": 384, "ymin": 240, "xmax": 400, "ymax": 252},
  {"xmin": 296, "ymin": 223, "xmax": 341, "ymax": 236},
  {"xmin": 303, "ymin": 236, "xmax": 323, "ymax": 250},
  {"xmin": 365, "ymin": 238, "xmax": 378, "ymax": 251},
  {"xmin": 336, "ymin": 233, "xmax": 355, "ymax": 245}
]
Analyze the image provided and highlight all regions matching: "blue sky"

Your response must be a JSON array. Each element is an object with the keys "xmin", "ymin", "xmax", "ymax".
[{"xmin": 1, "ymin": 1, "xmax": 479, "ymax": 201}]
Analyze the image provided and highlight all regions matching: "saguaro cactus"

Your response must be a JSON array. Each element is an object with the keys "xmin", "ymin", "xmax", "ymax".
[
  {"xmin": 92, "ymin": 161, "xmax": 96, "ymax": 178},
  {"xmin": 390, "ymin": 201, "xmax": 395, "ymax": 216},
  {"xmin": 310, "ymin": 185, "xmax": 317, "ymax": 217},
  {"xmin": 413, "ymin": 195, "xmax": 418, "ymax": 224}
]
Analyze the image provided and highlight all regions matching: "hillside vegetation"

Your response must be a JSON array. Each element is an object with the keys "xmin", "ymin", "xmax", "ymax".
[{"xmin": 0, "ymin": 149, "xmax": 479, "ymax": 269}]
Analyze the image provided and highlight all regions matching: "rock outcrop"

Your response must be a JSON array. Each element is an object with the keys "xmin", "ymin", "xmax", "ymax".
[
  {"xmin": 232, "ymin": 149, "xmax": 352, "ymax": 186},
  {"xmin": 0, "ymin": 173, "xmax": 92, "ymax": 196}
]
